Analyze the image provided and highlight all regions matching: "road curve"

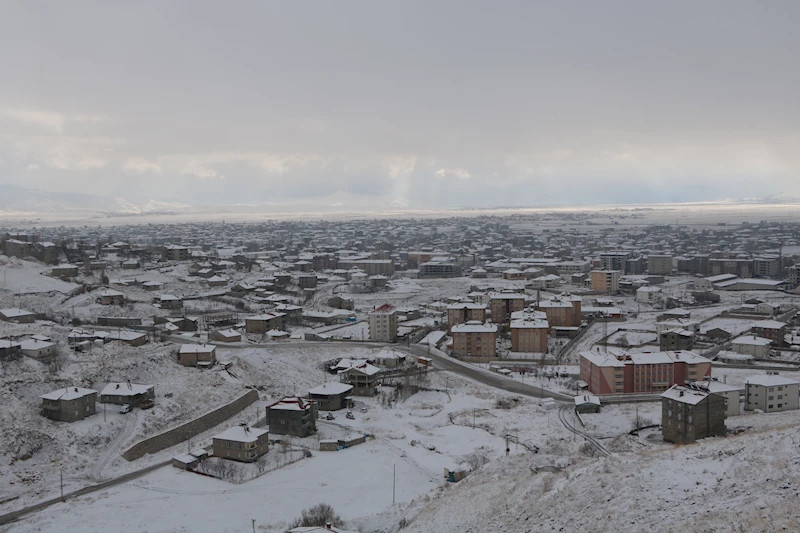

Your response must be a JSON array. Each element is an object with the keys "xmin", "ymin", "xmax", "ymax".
[{"xmin": 399, "ymin": 344, "xmax": 572, "ymax": 402}]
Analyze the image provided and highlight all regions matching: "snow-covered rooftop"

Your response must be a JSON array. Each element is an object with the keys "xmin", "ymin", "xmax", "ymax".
[
  {"xmin": 661, "ymin": 385, "xmax": 709, "ymax": 405},
  {"xmin": 40, "ymin": 387, "xmax": 97, "ymax": 401},
  {"xmin": 745, "ymin": 374, "xmax": 800, "ymax": 387},
  {"xmin": 213, "ymin": 425, "xmax": 268, "ymax": 443},
  {"xmin": 308, "ymin": 382, "xmax": 353, "ymax": 395},
  {"xmin": 99, "ymin": 382, "xmax": 153, "ymax": 396}
]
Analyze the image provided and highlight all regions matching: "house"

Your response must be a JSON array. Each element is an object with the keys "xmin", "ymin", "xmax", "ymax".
[
  {"xmin": 745, "ymin": 374, "xmax": 800, "ymax": 413},
  {"xmin": 661, "ymin": 385, "xmax": 726, "ymax": 444},
  {"xmin": 245, "ymin": 313, "xmax": 285, "ymax": 334},
  {"xmin": 267, "ymin": 397, "xmax": 318, "ymax": 437},
  {"xmin": 374, "ymin": 347, "xmax": 406, "ymax": 368},
  {"xmin": 659, "ymin": 329, "xmax": 694, "ymax": 351},
  {"xmin": 212, "ymin": 424, "xmax": 269, "ymax": 462},
  {"xmin": 339, "ymin": 363, "xmax": 381, "ymax": 396},
  {"xmin": 369, "ymin": 304, "xmax": 398, "ymax": 342},
  {"xmin": 98, "ymin": 289, "xmax": 125, "ymax": 305},
  {"xmin": 308, "ymin": 382, "xmax": 353, "ymax": 411},
  {"xmin": 163, "ymin": 244, "xmax": 190, "ymax": 261},
  {"xmin": 178, "ymin": 344, "xmax": 217, "ymax": 367},
  {"xmin": 20, "ymin": 338, "xmax": 57, "ymax": 358},
  {"xmin": 0, "ymin": 339, "xmax": 22, "ymax": 359},
  {"xmin": 0, "ymin": 308, "xmax": 36, "ymax": 323},
  {"xmin": 574, "ymin": 394, "xmax": 601, "ymax": 413},
  {"xmin": 502, "ymin": 268, "xmax": 526, "ymax": 280},
  {"xmin": 755, "ymin": 302, "xmax": 779, "ymax": 315},
  {"xmin": 99, "ymin": 382, "xmax": 155, "ymax": 406},
  {"xmin": 157, "ymin": 294, "xmax": 183, "ymax": 310},
  {"xmin": 121, "ymin": 259, "xmax": 141, "ymax": 270},
  {"xmin": 451, "ymin": 322, "xmax": 498, "ymax": 358},
  {"xmin": 731, "ymin": 335, "xmax": 772, "ymax": 359},
  {"xmin": 106, "ymin": 330, "xmax": 149, "ymax": 347},
  {"xmin": 206, "ymin": 275, "xmax": 229, "ymax": 287},
  {"xmin": 510, "ymin": 319, "xmax": 549, "ymax": 353},
  {"xmin": 40, "ymin": 387, "xmax": 97, "ymax": 422},
  {"xmin": 209, "ymin": 328, "xmax": 242, "ymax": 343},
  {"xmin": 51, "ymin": 264, "xmax": 79, "ymax": 278},
  {"xmin": 142, "ymin": 281, "xmax": 162, "ymax": 291},
  {"xmin": 751, "ymin": 320, "xmax": 788, "ymax": 347},
  {"xmin": 527, "ymin": 273, "xmax": 561, "ymax": 289}
]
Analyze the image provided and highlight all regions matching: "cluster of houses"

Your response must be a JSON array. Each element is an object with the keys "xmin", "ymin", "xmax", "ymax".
[{"xmin": 39, "ymin": 382, "xmax": 155, "ymax": 422}]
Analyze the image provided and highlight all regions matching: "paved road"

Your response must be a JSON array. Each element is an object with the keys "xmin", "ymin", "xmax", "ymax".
[
  {"xmin": 399, "ymin": 344, "xmax": 572, "ymax": 402},
  {"xmin": 0, "ymin": 460, "xmax": 171, "ymax": 527}
]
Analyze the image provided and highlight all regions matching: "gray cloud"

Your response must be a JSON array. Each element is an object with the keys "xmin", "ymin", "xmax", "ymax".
[{"xmin": 1, "ymin": 0, "xmax": 799, "ymax": 207}]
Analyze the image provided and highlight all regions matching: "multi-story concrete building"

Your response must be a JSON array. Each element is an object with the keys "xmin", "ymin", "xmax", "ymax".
[
  {"xmin": 419, "ymin": 258, "xmax": 463, "ymax": 278},
  {"xmin": 369, "ymin": 304, "xmax": 398, "ymax": 342},
  {"xmin": 599, "ymin": 252, "xmax": 629, "ymax": 273},
  {"xmin": 336, "ymin": 259, "xmax": 395, "ymax": 276},
  {"xmin": 308, "ymin": 382, "xmax": 353, "ymax": 411},
  {"xmin": 212, "ymin": 425, "xmax": 269, "ymax": 462},
  {"xmin": 489, "ymin": 293, "xmax": 526, "ymax": 323},
  {"xmin": 753, "ymin": 256, "xmax": 781, "ymax": 278},
  {"xmin": 245, "ymin": 312, "xmax": 286, "ymax": 334},
  {"xmin": 510, "ymin": 319, "xmax": 549, "ymax": 353},
  {"xmin": 745, "ymin": 374, "xmax": 800, "ymax": 413},
  {"xmin": 40, "ymin": 387, "xmax": 97, "ymax": 422},
  {"xmin": 647, "ymin": 255, "xmax": 673, "ymax": 275},
  {"xmin": 789, "ymin": 265, "xmax": 800, "ymax": 287},
  {"xmin": 580, "ymin": 350, "xmax": 712, "ymax": 395},
  {"xmin": 661, "ymin": 385, "xmax": 726, "ymax": 444},
  {"xmin": 659, "ymin": 329, "xmax": 694, "ymax": 351},
  {"xmin": 537, "ymin": 296, "xmax": 581, "ymax": 327},
  {"xmin": 451, "ymin": 322, "xmax": 498, "ymax": 358},
  {"xmin": 163, "ymin": 244, "xmax": 190, "ymax": 261},
  {"xmin": 178, "ymin": 344, "xmax": 217, "ymax": 367},
  {"xmin": 751, "ymin": 320, "xmax": 787, "ymax": 347},
  {"xmin": 709, "ymin": 258, "xmax": 754, "ymax": 278},
  {"xmin": 267, "ymin": 397, "xmax": 318, "ymax": 437},
  {"xmin": 339, "ymin": 363, "xmax": 380, "ymax": 396},
  {"xmin": 446, "ymin": 303, "xmax": 487, "ymax": 331},
  {"xmin": 590, "ymin": 270, "xmax": 620, "ymax": 294},
  {"xmin": 635, "ymin": 286, "xmax": 662, "ymax": 304}
]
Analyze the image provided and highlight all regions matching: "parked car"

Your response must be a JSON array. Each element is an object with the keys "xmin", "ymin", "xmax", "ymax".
[
  {"xmin": 360, "ymin": 407, "xmax": 368, "ymax": 413},
  {"xmin": 325, "ymin": 413, "xmax": 335, "ymax": 421},
  {"xmin": 346, "ymin": 411, "xmax": 355, "ymax": 420},
  {"xmin": 139, "ymin": 399, "xmax": 155, "ymax": 410},
  {"xmin": 119, "ymin": 404, "xmax": 133, "ymax": 414}
]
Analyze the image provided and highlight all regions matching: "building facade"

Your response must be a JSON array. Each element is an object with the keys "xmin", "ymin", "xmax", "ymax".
[
  {"xmin": 661, "ymin": 385, "xmax": 726, "ymax": 444},
  {"xmin": 451, "ymin": 322, "xmax": 498, "ymax": 358},
  {"xmin": 590, "ymin": 270, "xmax": 620, "ymax": 294},
  {"xmin": 40, "ymin": 387, "xmax": 97, "ymax": 422},
  {"xmin": 745, "ymin": 374, "xmax": 800, "ymax": 413},
  {"xmin": 510, "ymin": 319, "xmax": 549, "ymax": 353},
  {"xmin": 369, "ymin": 304, "xmax": 398, "ymax": 342}
]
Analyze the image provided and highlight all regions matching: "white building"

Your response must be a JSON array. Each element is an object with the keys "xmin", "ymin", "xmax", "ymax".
[
  {"xmin": 369, "ymin": 304, "xmax": 398, "ymax": 342},
  {"xmin": 635, "ymin": 286, "xmax": 662, "ymax": 304},
  {"xmin": 693, "ymin": 379, "xmax": 742, "ymax": 417},
  {"xmin": 745, "ymin": 374, "xmax": 800, "ymax": 413},
  {"xmin": 731, "ymin": 335, "xmax": 772, "ymax": 359}
]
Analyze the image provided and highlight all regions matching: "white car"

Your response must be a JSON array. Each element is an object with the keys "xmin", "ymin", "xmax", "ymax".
[{"xmin": 119, "ymin": 404, "xmax": 133, "ymax": 414}]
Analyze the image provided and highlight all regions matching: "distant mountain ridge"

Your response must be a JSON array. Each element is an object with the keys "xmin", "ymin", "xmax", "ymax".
[{"xmin": 0, "ymin": 184, "xmax": 192, "ymax": 214}]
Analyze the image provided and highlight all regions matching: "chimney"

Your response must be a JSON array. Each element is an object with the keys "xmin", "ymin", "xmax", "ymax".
[{"xmin": 679, "ymin": 390, "xmax": 684, "ymax": 397}]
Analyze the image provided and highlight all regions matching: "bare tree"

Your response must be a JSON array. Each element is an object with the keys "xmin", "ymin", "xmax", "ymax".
[{"xmin": 287, "ymin": 503, "xmax": 344, "ymax": 531}]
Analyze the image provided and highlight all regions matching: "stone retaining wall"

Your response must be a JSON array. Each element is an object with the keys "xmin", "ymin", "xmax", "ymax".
[{"xmin": 122, "ymin": 389, "xmax": 259, "ymax": 461}]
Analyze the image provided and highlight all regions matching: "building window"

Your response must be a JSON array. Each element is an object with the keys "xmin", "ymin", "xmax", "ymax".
[{"xmin": 768, "ymin": 405, "xmax": 774, "ymax": 409}]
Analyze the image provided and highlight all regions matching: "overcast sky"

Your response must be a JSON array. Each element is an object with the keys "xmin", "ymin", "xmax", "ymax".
[{"xmin": 1, "ymin": 1, "xmax": 799, "ymax": 208}]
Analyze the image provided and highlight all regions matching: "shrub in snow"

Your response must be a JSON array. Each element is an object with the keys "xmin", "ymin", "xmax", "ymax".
[{"xmin": 286, "ymin": 503, "xmax": 344, "ymax": 531}]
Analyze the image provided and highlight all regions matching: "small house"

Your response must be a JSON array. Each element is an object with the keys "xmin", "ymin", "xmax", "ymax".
[
  {"xmin": 308, "ymin": 382, "xmax": 353, "ymax": 411},
  {"xmin": 339, "ymin": 363, "xmax": 381, "ymax": 396},
  {"xmin": 212, "ymin": 425, "xmax": 269, "ymax": 463},
  {"xmin": 98, "ymin": 289, "xmax": 125, "ymax": 305},
  {"xmin": 0, "ymin": 339, "xmax": 22, "ymax": 359},
  {"xmin": 178, "ymin": 344, "xmax": 217, "ymax": 367},
  {"xmin": 20, "ymin": 338, "xmax": 57, "ymax": 358},
  {"xmin": 157, "ymin": 294, "xmax": 183, "ymax": 310},
  {"xmin": 209, "ymin": 328, "xmax": 242, "ymax": 343},
  {"xmin": 267, "ymin": 397, "xmax": 318, "ymax": 437},
  {"xmin": 374, "ymin": 347, "xmax": 406, "ymax": 368},
  {"xmin": 99, "ymin": 382, "xmax": 155, "ymax": 406},
  {"xmin": 245, "ymin": 313, "xmax": 285, "ymax": 334},
  {"xmin": 574, "ymin": 394, "xmax": 601, "ymax": 414},
  {"xmin": 40, "ymin": 387, "xmax": 97, "ymax": 422},
  {"xmin": 0, "ymin": 308, "xmax": 36, "ymax": 323}
]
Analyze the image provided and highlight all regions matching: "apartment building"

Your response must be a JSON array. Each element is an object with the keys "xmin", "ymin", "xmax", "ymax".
[
  {"xmin": 590, "ymin": 270, "xmax": 620, "ymax": 294},
  {"xmin": 647, "ymin": 255, "xmax": 673, "ymax": 275},
  {"xmin": 510, "ymin": 319, "xmax": 549, "ymax": 353},
  {"xmin": 447, "ymin": 303, "xmax": 487, "ymax": 331},
  {"xmin": 267, "ymin": 397, "xmax": 318, "ymax": 437},
  {"xmin": 451, "ymin": 322, "xmax": 498, "ymax": 358},
  {"xmin": 489, "ymin": 293, "xmax": 526, "ymax": 323},
  {"xmin": 580, "ymin": 350, "xmax": 712, "ymax": 395},
  {"xmin": 599, "ymin": 252, "xmax": 629, "ymax": 273},
  {"xmin": 537, "ymin": 296, "xmax": 581, "ymax": 327},
  {"xmin": 751, "ymin": 320, "xmax": 787, "ymax": 347},
  {"xmin": 731, "ymin": 335, "xmax": 772, "ymax": 359},
  {"xmin": 753, "ymin": 256, "xmax": 781, "ymax": 278},
  {"xmin": 745, "ymin": 374, "xmax": 800, "ymax": 413},
  {"xmin": 369, "ymin": 304, "xmax": 398, "ymax": 342},
  {"xmin": 661, "ymin": 385, "xmax": 726, "ymax": 444}
]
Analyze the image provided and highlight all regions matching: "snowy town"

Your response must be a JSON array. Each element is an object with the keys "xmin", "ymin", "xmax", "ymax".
[{"xmin": 2, "ymin": 212, "xmax": 800, "ymax": 532}]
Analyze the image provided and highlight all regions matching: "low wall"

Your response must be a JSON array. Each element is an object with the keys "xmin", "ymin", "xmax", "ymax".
[{"xmin": 122, "ymin": 389, "xmax": 259, "ymax": 461}]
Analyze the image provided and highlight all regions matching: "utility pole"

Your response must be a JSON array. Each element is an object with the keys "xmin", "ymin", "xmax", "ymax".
[
  {"xmin": 392, "ymin": 464, "xmax": 396, "ymax": 505},
  {"xmin": 60, "ymin": 466, "xmax": 64, "ymax": 501},
  {"xmin": 252, "ymin": 519, "xmax": 256, "ymax": 533}
]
